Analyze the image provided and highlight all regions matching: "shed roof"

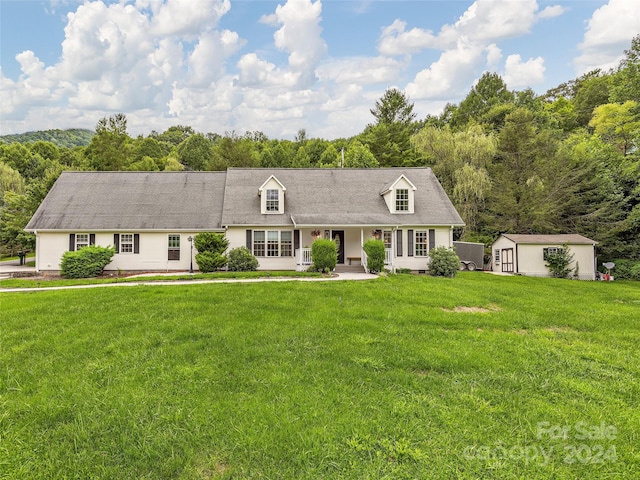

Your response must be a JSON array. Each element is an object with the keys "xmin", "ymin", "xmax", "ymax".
[
  {"xmin": 25, "ymin": 171, "xmax": 227, "ymax": 231},
  {"xmin": 499, "ymin": 234, "xmax": 597, "ymax": 245}
]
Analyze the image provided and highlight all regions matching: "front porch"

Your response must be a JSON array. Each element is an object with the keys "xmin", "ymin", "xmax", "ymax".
[{"xmin": 294, "ymin": 227, "xmax": 393, "ymax": 272}]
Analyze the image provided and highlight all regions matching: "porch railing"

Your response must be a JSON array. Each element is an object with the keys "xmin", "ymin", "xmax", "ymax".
[
  {"xmin": 384, "ymin": 248, "xmax": 392, "ymax": 265},
  {"xmin": 296, "ymin": 247, "xmax": 312, "ymax": 270}
]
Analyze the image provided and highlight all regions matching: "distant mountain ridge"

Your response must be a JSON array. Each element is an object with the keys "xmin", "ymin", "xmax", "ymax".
[{"xmin": 0, "ymin": 129, "xmax": 94, "ymax": 148}]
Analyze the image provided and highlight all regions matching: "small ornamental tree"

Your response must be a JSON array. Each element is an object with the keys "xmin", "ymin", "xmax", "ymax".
[
  {"xmin": 60, "ymin": 245, "xmax": 115, "ymax": 278},
  {"xmin": 227, "ymin": 246, "xmax": 259, "ymax": 271},
  {"xmin": 363, "ymin": 239, "xmax": 385, "ymax": 273},
  {"xmin": 194, "ymin": 232, "xmax": 228, "ymax": 273},
  {"xmin": 545, "ymin": 244, "xmax": 574, "ymax": 278},
  {"xmin": 428, "ymin": 246, "xmax": 460, "ymax": 278},
  {"xmin": 311, "ymin": 239, "xmax": 337, "ymax": 273}
]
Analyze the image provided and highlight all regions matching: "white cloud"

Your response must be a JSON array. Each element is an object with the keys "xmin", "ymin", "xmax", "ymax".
[
  {"xmin": 148, "ymin": 0, "xmax": 231, "ymax": 38},
  {"xmin": 187, "ymin": 29, "xmax": 245, "ymax": 87},
  {"xmin": 537, "ymin": 5, "xmax": 565, "ymax": 19},
  {"xmin": 406, "ymin": 38, "xmax": 487, "ymax": 100},
  {"xmin": 267, "ymin": 0, "xmax": 327, "ymax": 87},
  {"xmin": 316, "ymin": 56, "xmax": 404, "ymax": 85},
  {"xmin": 377, "ymin": 19, "xmax": 438, "ymax": 56},
  {"xmin": 385, "ymin": 0, "xmax": 558, "ymax": 103},
  {"xmin": 451, "ymin": 0, "xmax": 539, "ymax": 43},
  {"xmin": 575, "ymin": 0, "xmax": 640, "ymax": 74},
  {"xmin": 485, "ymin": 44, "xmax": 502, "ymax": 68},
  {"xmin": 503, "ymin": 54, "xmax": 545, "ymax": 89}
]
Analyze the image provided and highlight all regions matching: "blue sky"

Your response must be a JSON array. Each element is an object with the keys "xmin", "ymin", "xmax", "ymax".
[{"xmin": 1, "ymin": 0, "xmax": 638, "ymax": 139}]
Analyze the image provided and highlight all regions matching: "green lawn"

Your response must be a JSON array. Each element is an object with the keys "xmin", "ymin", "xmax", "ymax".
[{"xmin": 1, "ymin": 273, "xmax": 638, "ymax": 479}]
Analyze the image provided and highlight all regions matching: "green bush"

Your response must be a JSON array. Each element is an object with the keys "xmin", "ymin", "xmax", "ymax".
[
  {"xmin": 311, "ymin": 239, "xmax": 337, "ymax": 273},
  {"xmin": 60, "ymin": 245, "xmax": 115, "ymax": 278},
  {"xmin": 600, "ymin": 259, "xmax": 640, "ymax": 280},
  {"xmin": 194, "ymin": 252, "xmax": 227, "ymax": 273},
  {"xmin": 227, "ymin": 247, "xmax": 259, "ymax": 272},
  {"xmin": 194, "ymin": 232, "xmax": 228, "ymax": 272},
  {"xmin": 363, "ymin": 239, "xmax": 385, "ymax": 273},
  {"xmin": 428, "ymin": 246, "xmax": 460, "ymax": 278},
  {"xmin": 545, "ymin": 244, "xmax": 574, "ymax": 279},
  {"xmin": 194, "ymin": 232, "xmax": 229, "ymax": 254}
]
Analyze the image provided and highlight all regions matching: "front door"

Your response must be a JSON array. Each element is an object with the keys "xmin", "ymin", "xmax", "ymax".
[
  {"xmin": 501, "ymin": 248, "xmax": 514, "ymax": 273},
  {"xmin": 333, "ymin": 230, "xmax": 345, "ymax": 264}
]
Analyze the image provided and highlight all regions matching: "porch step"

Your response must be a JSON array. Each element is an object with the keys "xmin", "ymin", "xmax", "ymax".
[{"xmin": 334, "ymin": 264, "xmax": 366, "ymax": 273}]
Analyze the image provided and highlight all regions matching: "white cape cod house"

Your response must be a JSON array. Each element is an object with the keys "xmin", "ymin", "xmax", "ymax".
[{"xmin": 25, "ymin": 168, "xmax": 464, "ymax": 273}]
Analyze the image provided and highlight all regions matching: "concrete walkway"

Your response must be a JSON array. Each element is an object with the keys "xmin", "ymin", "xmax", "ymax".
[{"xmin": 0, "ymin": 271, "xmax": 379, "ymax": 293}]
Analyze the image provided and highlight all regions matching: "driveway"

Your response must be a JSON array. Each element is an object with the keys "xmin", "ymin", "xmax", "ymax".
[{"xmin": 0, "ymin": 259, "xmax": 36, "ymax": 277}]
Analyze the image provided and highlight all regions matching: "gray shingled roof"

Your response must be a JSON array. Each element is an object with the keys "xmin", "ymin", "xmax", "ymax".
[
  {"xmin": 220, "ymin": 167, "xmax": 464, "ymax": 227},
  {"xmin": 501, "ymin": 234, "xmax": 597, "ymax": 245},
  {"xmin": 26, "ymin": 167, "xmax": 464, "ymax": 232},
  {"xmin": 26, "ymin": 171, "xmax": 227, "ymax": 231}
]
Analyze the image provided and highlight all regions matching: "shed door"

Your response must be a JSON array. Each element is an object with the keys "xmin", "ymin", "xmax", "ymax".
[{"xmin": 501, "ymin": 248, "xmax": 514, "ymax": 273}]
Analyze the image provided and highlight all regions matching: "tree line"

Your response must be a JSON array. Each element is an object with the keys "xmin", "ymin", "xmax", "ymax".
[{"xmin": 2, "ymin": 35, "xmax": 639, "ymax": 263}]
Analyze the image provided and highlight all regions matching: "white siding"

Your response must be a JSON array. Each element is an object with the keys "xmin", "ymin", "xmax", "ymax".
[{"xmin": 34, "ymin": 231, "xmax": 205, "ymax": 272}]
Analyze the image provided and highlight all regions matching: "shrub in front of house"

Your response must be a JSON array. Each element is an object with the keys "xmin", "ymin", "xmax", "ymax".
[
  {"xmin": 60, "ymin": 245, "xmax": 115, "ymax": 278},
  {"xmin": 428, "ymin": 246, "xmax": 460, "ymax": 278},
  {"xmin": 194, "ymin": 232, "xmax": 229, "ymax": 272},
  {"xmin": 363, "ymin": 239, "xmax": 385, "ymax": 273},
  {"xmin": 227, "ymin": 247, "xmax": 259, "ymax": 271},
  {"xmin": 311, "ymin": 239, "xmax": 337, "ymax": 273},
  {"xmin": 194, "ymin": 251, "xmax": 227, "ymax": 273},
  {"xmin": 194, "ymin": 232, "xmax": 229, "ymax": 255}
]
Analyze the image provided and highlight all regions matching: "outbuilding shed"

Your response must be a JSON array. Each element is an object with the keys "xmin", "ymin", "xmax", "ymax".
[{"xmin": 491, "ymin": 234, "xmax": 597, "ymax": 280}]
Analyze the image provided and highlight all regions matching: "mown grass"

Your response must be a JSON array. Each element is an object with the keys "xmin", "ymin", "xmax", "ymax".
[{"xmin": 1, "ymin": 273, "xmax": 638, "ymax": 479}]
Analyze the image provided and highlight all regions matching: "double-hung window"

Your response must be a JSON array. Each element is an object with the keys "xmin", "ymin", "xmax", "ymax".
[
  {"xmin": 415, "ymin": 230, "xmax": 429, "ymax": 256},
  {"xmin": 281, "ymin": 231, "xmax": 293, "ymax": 257},
  {"xmin": 395, "ymin": 189, "xmax": 409, "ymax": 212},
  {"xmin": 168, "ymin": 235, "xmax": 180, "ymax": 260},
  {"xmin": 76, "ymin": 234, "xmax": 89, "ymax": 250},
  {"xmin": 253, "ymin": 231, "xmax": 266, "ymax": 257},
  {"xmin": 383, "ymin": 230, "xmax": 392, "ymax": 250},
  {"xmin": 267, "ymin": 231, "xmax": 279, "ymax": 256},
  {"xmin": 266, "ymin": 189, "xmax": 279, "ymax": 212},
  {"xmin": 120, "ymin": 234, "xmax": 134, "ymax": 253}
]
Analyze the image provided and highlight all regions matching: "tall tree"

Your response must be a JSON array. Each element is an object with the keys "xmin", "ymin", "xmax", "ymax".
[
  {"xmin": 85, "ymin": 113, "xmax": 131, "ymax": 171},
  {"xmin": 610, "ymin": 34, "xmax": 640, "ymax": 103},
  {"xmin": 177, "ymin": 134, "xmax": 212, "ymax": 170},
  {"xmin": 452, "ymin": 72, "xmax": 514, "ymax": 128},
  {"xmin": 364, "ymin": 88, "xmax": 420, "ymax": 167},
  {"xmin": 589, "ymin": 101, "xmax": 640, "ymax": 155},
  {"xmin": 370, "ymin": 88, "xmax": 417, "ymax": 126}
]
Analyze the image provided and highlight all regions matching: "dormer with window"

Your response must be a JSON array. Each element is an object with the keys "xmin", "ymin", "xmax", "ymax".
[
  {"xmin": 259, "ymin": 175, "xmax": 286, "ymax": 214},
  {"xmin": 380, "ymin": 174, "xmax": 417, "ymax": 214}
]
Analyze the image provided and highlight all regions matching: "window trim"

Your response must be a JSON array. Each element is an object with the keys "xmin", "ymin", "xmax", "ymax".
[
  {"xmin": 395, "ymin": 188, "xmax": 409, "ymax": 212},
  {"xmin": 414, "ymin": 230, "xmax": 429, "ymax": 257},
  {"xmin": 252, "ymin": 230, "xmax": 294, "ymax": 257},
  {"xmin": 75, "ymin": 233, "xmax": 90, "ymax": 250},
  {"xmin": 120, "ymin": 233, "xmax": 134, "ymax": 254},
  {"xmin": 265, "ymin": 189, "xmax": 280, "ymax": 213},
  {"xmin": 168, "ymin": 234, "xmax": 181, "ymax": 261},
  {"xmin": 543, "ymin": 247, "xmax": 562, "ymax": 261}
]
